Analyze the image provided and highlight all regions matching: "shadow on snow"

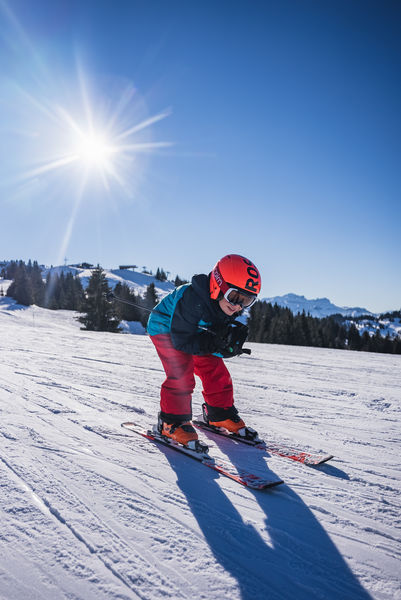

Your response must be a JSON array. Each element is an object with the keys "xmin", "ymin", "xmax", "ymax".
[
  {"xmin": 162, "ymin": 435, "xmax": 371, "ymax": 600},
  {"xmin": 0, "ymin": 297, "xmax": 31, "ymax": 312}
]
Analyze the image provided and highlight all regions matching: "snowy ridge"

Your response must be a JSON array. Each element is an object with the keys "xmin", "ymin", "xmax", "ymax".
[
  {"xmin": 41, "ymin": 265, "xmax": 175, "ymax": 298},
  {"xmin": 262, "ymin": 293, "xmax": 374, "ymax": 318},
  {"xmin": 0, "ymin": 296, "xmax": 400, "ymax": 599}
]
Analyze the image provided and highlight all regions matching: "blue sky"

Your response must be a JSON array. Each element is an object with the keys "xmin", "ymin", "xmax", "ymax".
[{"xmin": 0, "ymin": 0, "xmax": 400, "ymax": 313}]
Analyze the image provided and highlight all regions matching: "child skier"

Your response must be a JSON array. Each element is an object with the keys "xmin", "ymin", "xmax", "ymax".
[{"xmin": 147, "ymin": 254, "xmax": 261, "ymax": 449}]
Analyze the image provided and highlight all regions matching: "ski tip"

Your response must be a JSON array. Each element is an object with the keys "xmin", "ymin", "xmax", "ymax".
[
  {"xmin": 270, "ymin": 479, "xmax": 285, "ymax": 488},
  {"xmin": 257, "ymin": 479, "xmax": 284, "ymax": 490},
  {"xmin": 313, "ymin": 454, "xmax": 334, "ymax": 465}
]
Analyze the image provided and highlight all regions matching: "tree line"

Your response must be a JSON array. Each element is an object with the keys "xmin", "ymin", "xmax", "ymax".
[
  {"xmin": 1, "ymin": 260, "xmax": 161, "ymax": 332},
  {"xmin": 247, "ymin": 301, "xmax": 401, "ymax": 354},
  {"xmin": 2, "ymin": 260, "xmax": 85, "ymax": 310},
  {"xmin": 2, "ymin": 260, "xmax": 400, "ymax": 353}
]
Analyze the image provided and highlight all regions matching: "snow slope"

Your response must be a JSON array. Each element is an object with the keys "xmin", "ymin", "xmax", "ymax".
[
  {"xmin": 42, "ymin": 266, "xmax": 175, "ymax": 298},
  {"xmin": 0, "ymin": 297, "xmax": 400, "ymax": 600},
  {"xmin": 0, "ymin": 279, "xmax": 12, "ymax": 295}
]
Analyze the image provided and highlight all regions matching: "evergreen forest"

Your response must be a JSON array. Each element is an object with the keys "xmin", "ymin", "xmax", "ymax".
[{"xmin": 247, "ymin": 301, "xmax": 401, "ymax": 354}]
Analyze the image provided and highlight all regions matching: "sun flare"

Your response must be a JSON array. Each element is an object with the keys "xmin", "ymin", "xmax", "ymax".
[
  {"xmin": 0, "ymin": 1, "xmax": 173, "ymax": 269},
  {"xmin": 10, "ymin": 73, "xmax": 172, "ymax": 264},
  {"xmin": 14, "ymin": 70, "xmax": 172, "ymax": 198},
  {"xmin": 74, "ymin": 132, "xmax": 115, "ymax": 169}
]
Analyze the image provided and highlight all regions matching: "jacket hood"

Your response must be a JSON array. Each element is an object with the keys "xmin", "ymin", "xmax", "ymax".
[{"xmin": 191, "ymin": 274, "xmax": 211, "ymax": 304}]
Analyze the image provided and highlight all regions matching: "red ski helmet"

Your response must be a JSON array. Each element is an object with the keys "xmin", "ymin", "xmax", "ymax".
[{"xmin": 209, "ymin": 254, "xmax": 261, "ymax": 300}]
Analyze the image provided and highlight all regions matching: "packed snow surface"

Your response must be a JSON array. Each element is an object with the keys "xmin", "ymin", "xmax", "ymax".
[{"xmin": 0, "ymin": 297, "xmax": 400, "ymax": 600}]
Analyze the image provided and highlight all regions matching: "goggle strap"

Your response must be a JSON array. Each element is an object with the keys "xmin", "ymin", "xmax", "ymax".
[{"xmin": 213, "ymin": 264, "xmax": 230, "ymax": 295}]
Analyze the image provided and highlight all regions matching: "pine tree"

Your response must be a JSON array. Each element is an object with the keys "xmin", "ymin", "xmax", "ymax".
[
  {"xmin": 155, "ymin": 268, "xmax": 168, "ymax": 281},
  {"xmin": 31, "ymin": 261, "xmax": 45, "ymax": 306},
  {"xmin": 139, "ymin": 283, "xmax": 158, "ymax": 327},
  {"xmin": 78, "ymin": 266, "xmax": 121, "ymax": 332},
  {"xmin": 44, "ymin": 271, "xmax": 60, "ymax": 309},
  {"xmin": 382, "ymin": 334, "xmax": 394, "ymax": 354},
  {"xmin": 71, "ymin": 274, "xmax": 85, "ymax": 311},
  {"xmin": 393, "ymin": 336, "xmax": 401, "ymax": 354},
  {"xmin": 369, "ymin": 329, "xmax": 383, "ymax": 353},
  {"xmin": 113, "ymin": 283, "xmax": 141, "ymax": 321},
  {"xmin": 174, "ymin": 275, "xmax": 188, "ymax": 286},
  {"xmin": 8, "ymin": 262, "xmax": 33, "ymax": 306},
  {"xmin": 348, "ymin": 324, "xmax": 362, "ymax": 350},
  {"xmin": 360, "ymin": 331, "xmax": 371, "ymax": 351},
  {"xmin": 5, "ymin": 260, "xmax": 18, "ymax": 280}
]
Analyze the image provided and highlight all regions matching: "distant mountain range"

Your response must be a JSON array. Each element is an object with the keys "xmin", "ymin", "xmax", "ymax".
[
  {"xmin": 261, "ymin": 293, "xmax": 400, "ymax": 340},
  {"xmin": 262, "ymin": 293, "xmax": 374, "ymax": 319}
]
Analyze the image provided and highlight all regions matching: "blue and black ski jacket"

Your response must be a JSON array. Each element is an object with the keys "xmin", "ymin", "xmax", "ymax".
[{"xmin": 147, "ymin": 274, "xmax": 234, "ymax": 355}]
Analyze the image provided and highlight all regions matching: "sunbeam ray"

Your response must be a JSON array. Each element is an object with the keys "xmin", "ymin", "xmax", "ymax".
[
  {"xmin": 57, "ymin": 171, "xmax": 88, "ymax": 265},
  {"xmin": 22, "ymin": 155, "xmax": 78, "ymax": 179},
  {"xmin": 11, "ymin": 75, "xmax": 172, "ymax": 194},
  {"xmin": 115, "ymin": 109, "xmax": 171, "ymax": 141}
]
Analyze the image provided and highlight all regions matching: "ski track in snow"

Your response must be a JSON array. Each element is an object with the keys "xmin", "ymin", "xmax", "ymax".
[{"xmin": 0, "ymin": 299, "xmax": 400, "ymax": 600}]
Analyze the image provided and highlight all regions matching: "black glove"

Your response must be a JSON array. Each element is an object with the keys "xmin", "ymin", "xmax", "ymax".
[
  {"xmin": 197, "ymin": 322, "xmax": 230, "ymax": 353},
  {"xmin": 199, "ymin": 322, "xmax": 249, "ymax": 357},
  {"xmin": 209, "ymin": 322, "xmax": 249, "ymax": 357},
  {"xmin": 221, "ymin": 322, "xmax": 249, "ymax": 357}
]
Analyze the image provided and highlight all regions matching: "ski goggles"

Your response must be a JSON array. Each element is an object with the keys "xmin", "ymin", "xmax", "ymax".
[{"xmin": 224, "ymin": 288, "xmax": 257, "ymax": 309}]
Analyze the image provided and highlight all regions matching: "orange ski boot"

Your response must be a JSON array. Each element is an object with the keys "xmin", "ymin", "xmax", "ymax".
[
  {"xmin": 209, "ymin": 415, "xmax": 246, "ymax": 434},
  {"xmin": 161, "ymin": 421, "xmax": 199, "ymax": 446},
  {"xmin": 203, "ymin": 403, "xmax": 258, "ymax": 440}
]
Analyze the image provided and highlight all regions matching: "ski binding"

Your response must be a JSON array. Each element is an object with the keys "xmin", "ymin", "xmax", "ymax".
[{"xmin": 121, "ymin": 422, "xmax": 284, "ymax": 490}]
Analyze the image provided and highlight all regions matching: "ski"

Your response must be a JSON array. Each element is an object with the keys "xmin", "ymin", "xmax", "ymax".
[
  {"xmin": 121, "ymin": 422, "xmax": 284, "ymax": 490},
  {"xmin": 192, "ymin": 418, "xmax": 334, "ymax": 466}
]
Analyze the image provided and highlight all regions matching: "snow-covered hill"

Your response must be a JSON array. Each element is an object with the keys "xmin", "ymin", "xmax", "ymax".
[
  {"xmin": 1, "ymin": 296, "xmax": 400, "ymax": 599},
  {"xmin": 42, "ymin": 265, "xmax": 176, "ymax": 298},
  {"xmin": 350, "ymin": 316, "xmax": 401, "ymax": 340},
  {"xmin": 262, "ymin": 293, "xmax": 373, "ymax": 318}
]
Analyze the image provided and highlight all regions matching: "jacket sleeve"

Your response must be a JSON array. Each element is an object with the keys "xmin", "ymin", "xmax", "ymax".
[{"xmin": 169, "ymin": 288, "xmax": 211, "ymax": 354}]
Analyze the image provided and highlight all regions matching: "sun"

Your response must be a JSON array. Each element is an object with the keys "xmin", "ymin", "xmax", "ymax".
[
  {"xmin": 74, "ymin": 131, "xmax": 115, "ymax": 169},
  {"xmin": 15, "ymin": 69, "xmax": 172, "ymax": 196}
]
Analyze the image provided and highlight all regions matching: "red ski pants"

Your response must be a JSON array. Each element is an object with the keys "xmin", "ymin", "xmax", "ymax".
[{"xmin": 150, "ymin": 334, "xmax": 233, "ymax": 418}]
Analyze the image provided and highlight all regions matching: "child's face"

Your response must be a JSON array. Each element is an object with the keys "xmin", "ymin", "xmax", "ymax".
[{"xmin": 218, "ymin": 297, "xmax": 243, "ymax": 316}]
